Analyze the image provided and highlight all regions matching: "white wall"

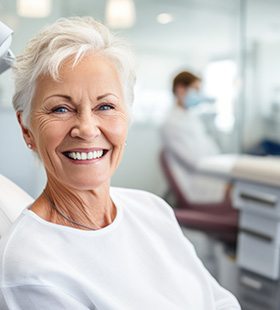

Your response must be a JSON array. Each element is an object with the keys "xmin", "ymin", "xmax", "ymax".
[
  {"xmin": 242, "ymin": 40, "xmax": 280, "ymax": 147},
  {"xmin": 241, "ymin": 43, "xmax": 264, "ymax": 148},
  {"xmin": 257, "ymin": 41, "xmax": 280, "ymax": 141},
  {"xmin": 112, "ymin": 122, "xmax": 167, "ymax": 196},
  {"xmin": 0, "ymin": 110, "xmax": 45, "ymax": 197}
]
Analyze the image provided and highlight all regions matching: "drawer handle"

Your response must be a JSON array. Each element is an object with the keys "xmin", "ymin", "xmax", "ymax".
[
  {"xmin": 240, "ymin": 275, "xmax": 262, "ymax": 290},
  {"xmin": 239, "ymin": 192, "xmax": 277, "ymax": 208},
  {"xmin": 240, "ymin": 228, "xmax": 273, "ymax": 242}
]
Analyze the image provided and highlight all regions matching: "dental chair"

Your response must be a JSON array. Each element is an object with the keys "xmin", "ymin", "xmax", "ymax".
[
  {"xmin": 0, "ymin": 174, "xmax": 34, "ymax": 238},
  {"xmin": 0, "ymin": 24, "xmax": 34, "ymax": 237},
  {"xmin": 160, "ymin": 149, "xmax": 239, "ymax": 245}
]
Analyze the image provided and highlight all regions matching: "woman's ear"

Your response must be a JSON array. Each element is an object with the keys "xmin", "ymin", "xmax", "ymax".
[{"xmin": 16, "ymin": 112, "xmax": 35, "ymax": 150}]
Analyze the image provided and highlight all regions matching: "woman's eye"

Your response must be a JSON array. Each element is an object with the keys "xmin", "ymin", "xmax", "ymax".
[
  {"xmin": 99, "ymin": 104, "xmax": 114, "ymax": 111},
  {"xmin": 52, "ymin": 106, "xmax": 69, "ymax": 113}
]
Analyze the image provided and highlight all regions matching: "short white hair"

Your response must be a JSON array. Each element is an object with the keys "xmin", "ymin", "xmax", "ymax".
[{"xmin": 13, "ymin": 16, "xmax": 136, "ymax": 127}]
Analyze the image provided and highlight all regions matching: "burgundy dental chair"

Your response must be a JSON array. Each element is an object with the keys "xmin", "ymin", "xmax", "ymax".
[{"xmin": 160, "ymin": 149, "xmax": 239, "ymax": 245}]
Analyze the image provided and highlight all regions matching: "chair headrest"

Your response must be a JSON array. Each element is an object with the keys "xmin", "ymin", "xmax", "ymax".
[{"xmin": 0, "ymin": 175, "xmax": 34, "ymax": 236}]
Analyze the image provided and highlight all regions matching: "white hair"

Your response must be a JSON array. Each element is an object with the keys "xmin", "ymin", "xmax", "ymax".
[{"xmin": 12, "ymin": 16, "xmax": 136, "ymax": 127}]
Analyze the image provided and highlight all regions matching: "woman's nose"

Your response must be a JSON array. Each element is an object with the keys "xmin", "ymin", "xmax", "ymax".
[{"xmin": 70, "ymin": 111, "xmax": 101, "ymax": 140}]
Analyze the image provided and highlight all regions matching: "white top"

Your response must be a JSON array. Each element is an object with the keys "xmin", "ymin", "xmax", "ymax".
[
  {"xmin": 161, "ymin": 107, "xmax": 228, "ymax": 203},
  {"xmin": 0, "ymin": 188, "xmax": 240, "ymax": 310}
]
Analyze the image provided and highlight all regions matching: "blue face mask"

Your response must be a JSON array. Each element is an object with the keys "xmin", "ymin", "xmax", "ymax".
[{"xmin": 184, "ymin": 89, "xmax": 215, "ymax": 109}]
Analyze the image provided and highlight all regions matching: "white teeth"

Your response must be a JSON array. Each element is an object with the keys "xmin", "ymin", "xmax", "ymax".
[
  {"xmin": 68, "ymin": 152, "xmax": 75, "ymax": 159},
  {"xmin": 67, "ymin": 150, "xmax": 104, "ymax": 161}
]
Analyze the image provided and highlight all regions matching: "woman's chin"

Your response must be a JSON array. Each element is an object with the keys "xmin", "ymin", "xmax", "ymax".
[{"xmin": 65, "ymin": 177, "xmax": 110, "ymax": 191}]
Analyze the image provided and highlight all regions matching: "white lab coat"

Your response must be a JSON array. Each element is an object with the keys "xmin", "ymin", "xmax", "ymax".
[{"xmin": 161, "ymin": 106, "xmax": 228, "ymax": 203}]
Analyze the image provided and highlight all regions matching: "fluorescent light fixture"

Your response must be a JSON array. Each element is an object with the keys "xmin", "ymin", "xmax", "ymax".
[
  {"xmin": 106, "ymin": 0, "xmax": 136, "ymax": 29},
  {"xmin": 17, "ymin": 0, "xmax": 52, "ymax": 18},
  {"xmin": 157, "ymin": 13, "xmax": 173, "ymax": 24}
]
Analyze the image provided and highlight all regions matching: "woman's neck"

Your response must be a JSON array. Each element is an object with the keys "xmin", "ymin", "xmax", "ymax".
[{"xmin": 31, "ymin": 178, "xmax": 116, "ymax": 230}]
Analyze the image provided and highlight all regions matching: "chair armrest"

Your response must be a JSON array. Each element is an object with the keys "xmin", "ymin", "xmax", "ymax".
[{"xmin": 196, "ymin": 154, "xmax": 239, "ymax": 180}]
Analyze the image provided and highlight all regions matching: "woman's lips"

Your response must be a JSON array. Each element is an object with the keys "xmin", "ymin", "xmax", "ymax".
[{"xmin": 64, "ymin": 147, "xmax": 106, "ymax": 152}]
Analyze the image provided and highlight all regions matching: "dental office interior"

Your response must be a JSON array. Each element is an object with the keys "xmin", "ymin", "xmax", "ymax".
[{"xmin": 1, "ymin": 0, "xmax": 280, "ymax": 308}]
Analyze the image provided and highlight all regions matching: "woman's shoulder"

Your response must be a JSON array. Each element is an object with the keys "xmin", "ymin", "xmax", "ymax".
[
  {"xmin": 110, "ymin": 187, "xmax": 174, "ymax": 218},
  {"xmin": 111, "ymin": 186, "xmax": 166, "ymax": 203},
  {"xmin": 0, "ymin": 211, "xmax": 33, "ymax": 286},
  {"xmin": 0, "ymin": 210, "xmax": 28, "ymax": 250}
]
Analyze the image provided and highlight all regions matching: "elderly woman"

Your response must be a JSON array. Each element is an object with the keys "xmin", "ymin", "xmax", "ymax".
[{"xmin": 0, "ymin": 17, "xmax": 240, "ymax": 309}]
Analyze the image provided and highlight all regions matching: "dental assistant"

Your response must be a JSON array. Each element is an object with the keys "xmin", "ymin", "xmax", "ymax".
[
  {"xmin": 161, "ymin": 71, "xmax": 230, "ymax": 203},
  {"xmin": 0, "ymin": 17, "xmax": 240, "ymax": 309}
]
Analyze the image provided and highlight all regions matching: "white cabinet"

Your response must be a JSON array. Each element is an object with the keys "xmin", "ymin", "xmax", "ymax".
[{"xmin": 234, "ymin": 181, "xmax": 280, "ymax": 279}]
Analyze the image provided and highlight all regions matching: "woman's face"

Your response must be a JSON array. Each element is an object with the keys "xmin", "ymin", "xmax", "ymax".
[{"xmin": 27, "ymin": 54, "xmax": 128, "ymax": 190}]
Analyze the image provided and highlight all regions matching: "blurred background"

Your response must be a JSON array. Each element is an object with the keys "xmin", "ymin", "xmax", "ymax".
[{"xmin": 2, "ymin": 0, "xmax": 280, "ymax": 198}]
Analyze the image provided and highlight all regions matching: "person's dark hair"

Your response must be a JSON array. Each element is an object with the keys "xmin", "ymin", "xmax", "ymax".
[{"xmin": 172, "ymin": 71, "xmax": 200, "ymax": 94}]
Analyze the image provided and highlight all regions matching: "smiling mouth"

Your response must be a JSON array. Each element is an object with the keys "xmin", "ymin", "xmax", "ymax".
[{"xmin": 63, "ymin": 149, "xmax": 108, "ymax": 161}]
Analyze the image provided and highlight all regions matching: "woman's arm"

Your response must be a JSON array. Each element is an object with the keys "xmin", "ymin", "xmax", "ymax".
[
  {"xmin": 154, "ymin": 195, "xmax": 241, "ymax": 309},
  {"xmin": 192, "ymin": 256, "xmax": 241, "ymax": 310},
  {"xmin": 0, "ymin": 284, "xmax": 96, "ymax": 310}
]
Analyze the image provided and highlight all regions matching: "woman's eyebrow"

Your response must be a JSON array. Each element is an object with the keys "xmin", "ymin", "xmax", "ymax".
[
  {"xmin": 96, "ymin": 93, "xmax": 119, "ymax": 100},
  {"xmin": 43, "ymin": 93, "xmax": 119, "ymax": 102},
  {"xmin": 43, "ymin": 94, "xmax": 72, "ymax": 103}
]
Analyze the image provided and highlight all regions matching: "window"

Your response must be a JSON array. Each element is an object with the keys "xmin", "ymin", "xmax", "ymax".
[{"xmin": 204, "ymin": 59, "xmax": 237, "ymax": 133}]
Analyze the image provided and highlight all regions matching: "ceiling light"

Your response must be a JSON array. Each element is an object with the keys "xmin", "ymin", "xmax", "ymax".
[
  {"xmin": 105, "ymin": 0, "xmax": 136, "ymax": 29},
  {"xmin": 157, "ymin": 13, "xmax": 173, "ymax": 25},
  {"xmin": 17, "ymin": 0, "xmax": 52, "ymax": 18}
]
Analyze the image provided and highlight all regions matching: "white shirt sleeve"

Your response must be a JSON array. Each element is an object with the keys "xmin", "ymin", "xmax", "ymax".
[
  {"xmin": 0, "ymin": 284, "xmax": 95, "ymax": 310},
  {"xmin": 207, "ymin": 275, "xmax": 241, "ymax": 310},
  {"xmin": 181, "ymin": 236, "xmax": 241, "ymax": 308},
  {"xmin": 159, "ymin": 197, "xmax": 241, "ymax": 309},
  {"xmin": 178, "ymin": 234, "xmax": 241, "ymax": 309},
  {"xmin": 183, "ymin": 241, "xmax": 241, "ymax": 310}
]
